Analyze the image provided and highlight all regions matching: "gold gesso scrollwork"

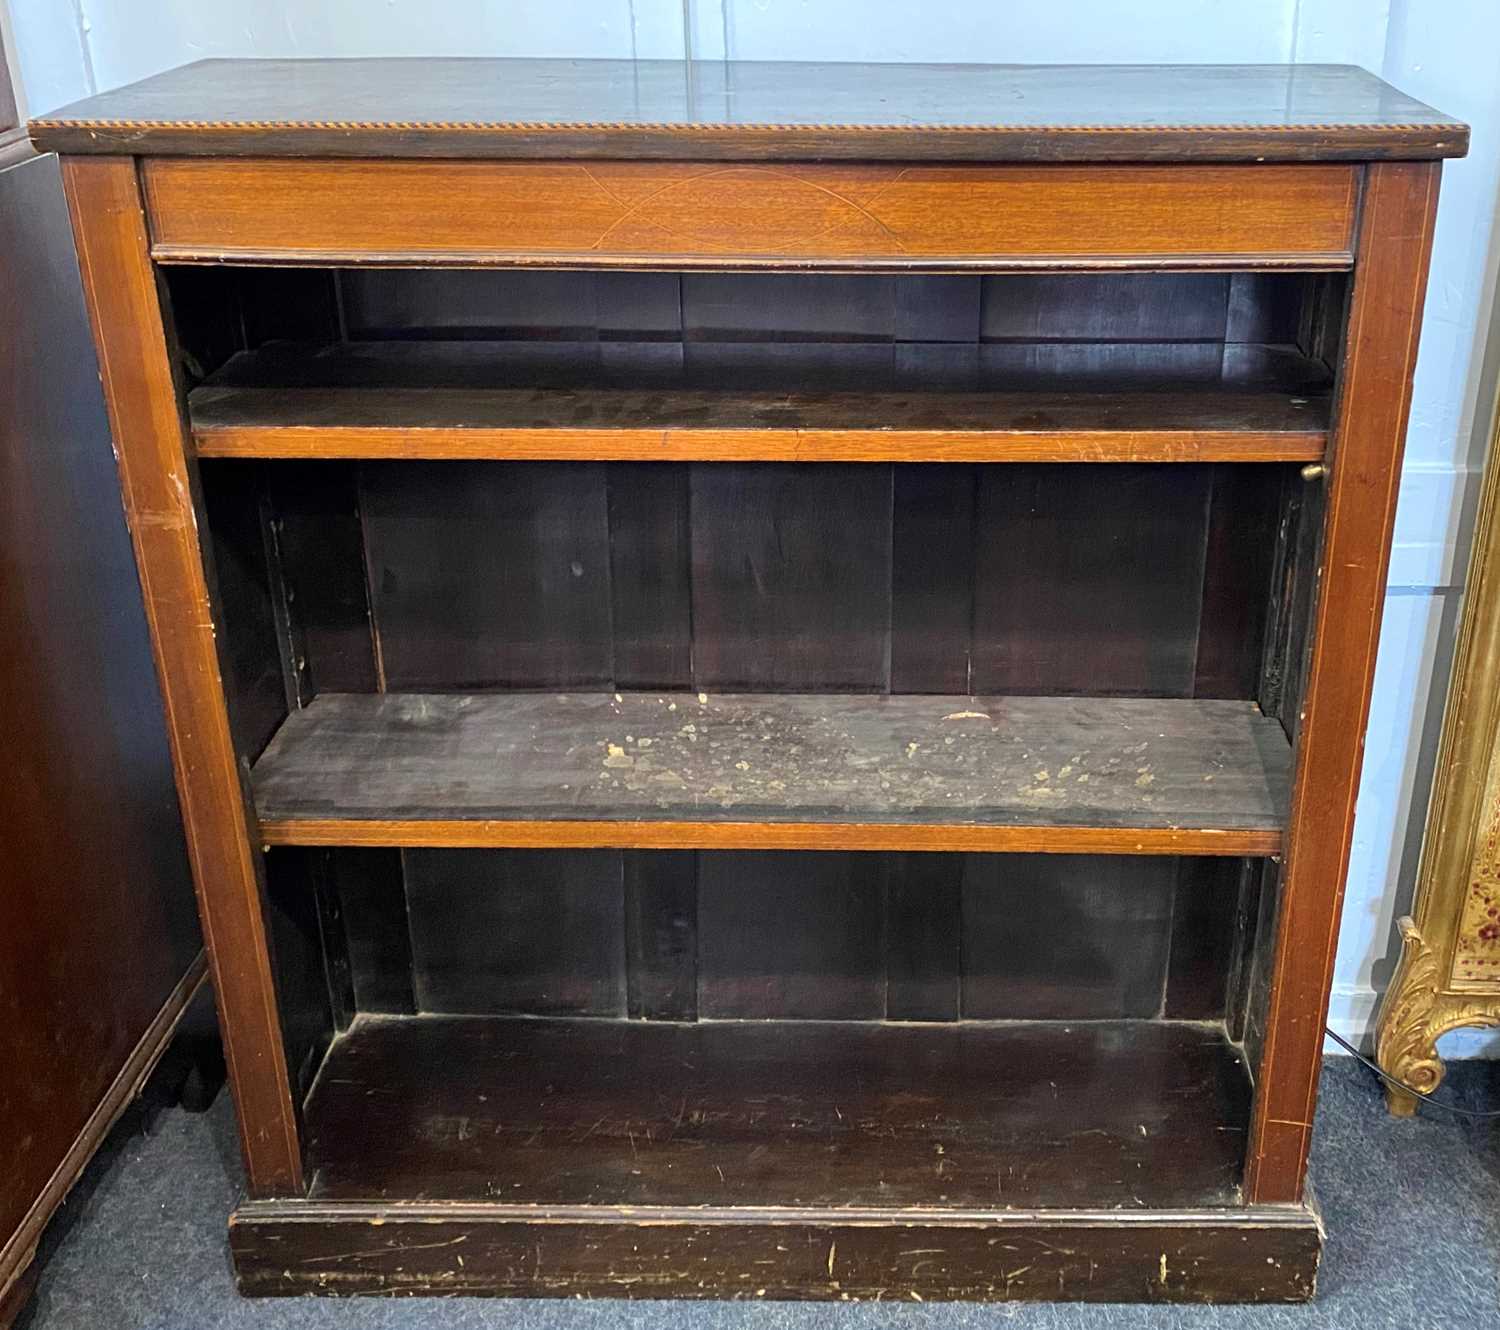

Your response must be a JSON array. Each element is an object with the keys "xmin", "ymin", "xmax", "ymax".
[
  {"xmin": 1451, "ymin": 738, "xmax": 1500, "ymax": 984},
  {"xmin": 1375, "ymin": 918, "xmax": 1500, "ymax": 1112},
  {"xmin": 1374, "ymin": 381, "xmax": 1500, "ymax": 1114}
]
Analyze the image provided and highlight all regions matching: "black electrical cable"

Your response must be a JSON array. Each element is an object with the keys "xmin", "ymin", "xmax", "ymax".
[{"xmin": 1324, "ymin": 1026, "xmax": 1500, "ymax": 1120}]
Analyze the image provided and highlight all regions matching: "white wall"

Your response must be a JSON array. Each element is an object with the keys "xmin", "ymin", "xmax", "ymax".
[
  {"xmin": 1331, "ymin": 2, "xmax": 1500, "ymax": 1058},
  {"xmin": 9, "ymin": 0, "xmax": 1500, "ymax": 1054}
]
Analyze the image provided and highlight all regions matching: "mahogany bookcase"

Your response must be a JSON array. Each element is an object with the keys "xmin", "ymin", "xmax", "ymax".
[{"xmin": 32, "ymin": 59, "xmax": 1466, "ymax": 1303}]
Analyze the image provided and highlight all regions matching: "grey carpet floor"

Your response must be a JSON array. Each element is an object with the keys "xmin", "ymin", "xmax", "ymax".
[{"xmin": 15, "ymin": 1057, "xmax": 1500, "ymax": 1329}]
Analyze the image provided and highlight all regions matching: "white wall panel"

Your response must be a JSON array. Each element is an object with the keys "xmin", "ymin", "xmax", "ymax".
[{"xmin": 714, "ymin": 0, "xmax": 1294, "ymax": 64}]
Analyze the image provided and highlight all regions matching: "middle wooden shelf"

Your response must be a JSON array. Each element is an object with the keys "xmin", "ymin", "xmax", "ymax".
[{"xmin": 251, "ymin": 691, "xmax": 1292, "ymax": 854}]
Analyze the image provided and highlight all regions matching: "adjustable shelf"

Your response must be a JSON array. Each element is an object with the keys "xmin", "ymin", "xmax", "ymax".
[
  {"xmin": 252, "ymin": 691, "xmax": 1291, "ymax": 854},
  {"xmin": 191, "ymin": 339, "xmax": 1330, "ymax": 463}
]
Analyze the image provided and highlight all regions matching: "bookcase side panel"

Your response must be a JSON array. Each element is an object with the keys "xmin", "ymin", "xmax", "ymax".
[
  {"xmin": 1245, "ymin": 161, "xmax": 1443, "ymax": 1203},
  {"xmin": 60, "ymin": 155, "xmax": 305, "ymax": 1196}
]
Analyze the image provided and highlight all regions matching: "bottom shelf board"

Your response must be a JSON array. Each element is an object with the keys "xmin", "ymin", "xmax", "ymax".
[{"xmin": 303, "ymin": 1015, "xmax": 1251, "ymax": 1211}]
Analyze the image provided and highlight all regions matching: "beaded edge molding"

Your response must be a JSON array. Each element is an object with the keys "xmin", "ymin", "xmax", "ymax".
[{"xmin": 29, "ymin": 117, "xmax": 1468, "ymax": 136}]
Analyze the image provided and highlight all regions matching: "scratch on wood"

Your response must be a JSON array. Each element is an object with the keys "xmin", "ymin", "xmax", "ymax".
[{"xmin": 298, "ymin": 1234, "xmax": 468, "ymax": 1266}]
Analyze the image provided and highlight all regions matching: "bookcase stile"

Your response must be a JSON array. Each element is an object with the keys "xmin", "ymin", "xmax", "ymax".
[
  {"xmin": 1245, "ymin": 160, "xmax": 1442, "ymax": 1203},
  {"xmin": 61, "ymin": 156, "xmax": 302, "ymax": 1196}
]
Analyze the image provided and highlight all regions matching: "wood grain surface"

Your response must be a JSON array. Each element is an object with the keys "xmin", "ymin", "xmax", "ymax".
[
  {"xmin": 219, "ymin": 456, "xmax": 1287, "ymax": 705},
  {"xmin": 60, "ymin": 156, "xmax": 304, "ymax": 1196},
  {"xmin": 1245, "ymin": 161, "xmax": 1443, "ymax": 1203},
  {"xmin": 302, "ymin": 1014, "xmax": 1250, "ymax": 1209},
  {"xmin": 30, "ymin": 57, "xmax": 1465, "ymax": 162},
  {"xmin": 230, "ymin": 1197, "xmax": 1321, "ymax": 1301},
  {"xmin": 190, "ymin": 339, "xmax": 1329, "ymax": 463},
  {"xmin": 0, "ymin": 153, "xmax": 204, "ymax": 1292},
  {"xmin": 250, "ymin": 692, "xmax": 1290, "ymax": 854},
  {"xmin": 142, "ymin": 160, "xmax": 1359, "ymax": 268},
  {"xmin": 47, "ymin": 53, "xmax": 1459, "ymax": 1302}
]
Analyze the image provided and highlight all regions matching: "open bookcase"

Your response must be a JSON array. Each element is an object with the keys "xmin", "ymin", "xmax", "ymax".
[
  {"xmin": 36, "ymin": 58, "xmax": 1465, "ymax": 1303},
  {"xmin": 195, "ymin": 264, "xmax": 1314, "ymax": 1221}
]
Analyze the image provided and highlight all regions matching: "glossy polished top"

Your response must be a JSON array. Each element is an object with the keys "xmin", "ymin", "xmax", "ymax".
[{"xmin": 30, "ymin": 58, "xmax": 1467, "ymax": 162}]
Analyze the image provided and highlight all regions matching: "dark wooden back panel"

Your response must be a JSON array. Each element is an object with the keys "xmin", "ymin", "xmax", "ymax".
[
  {"xmin": 316, "ymin": 848, "xmax": 1244, "ymax": 1027},
  {"xmin": 166, "ymin": 267, "xmax": 1338, "ymax": 375},
  {"xmin": 204, "ymin": 458, "xmax": 1288, "ymax": 702},
  {"xmin": 201, "ymin": 470, "xmax": 292, "ymax": 759},
  {"xmin": 330, "ymin": 269, "xmax": 1315, "ymax": 347}
]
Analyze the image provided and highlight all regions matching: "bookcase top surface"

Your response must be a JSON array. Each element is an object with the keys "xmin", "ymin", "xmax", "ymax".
[{"xmin": 30, "ymin": 58, "xmax": 1467, "ymax": 162}]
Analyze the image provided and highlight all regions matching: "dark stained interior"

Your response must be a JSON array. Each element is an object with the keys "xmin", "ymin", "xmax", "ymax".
[{"xmin": 185, "ymin": 264, "xmax": 1334, "ymax": 1209}]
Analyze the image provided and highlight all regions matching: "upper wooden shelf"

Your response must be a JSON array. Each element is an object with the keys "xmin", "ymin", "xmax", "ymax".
[
  {"xmin": 30, "ymin": 59, "xmax": 1467, "ymax": 162},
  {"xmin": 251, "ymin": 691, "xmax": 1292, "ymax": 855},
  {"xmin": 191, "ymin": 339, "xmax": 1330, "ymax": 463}
]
